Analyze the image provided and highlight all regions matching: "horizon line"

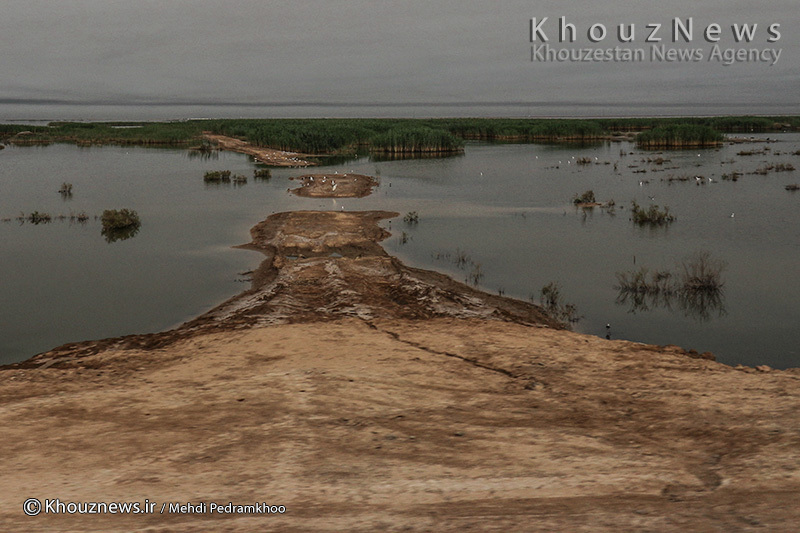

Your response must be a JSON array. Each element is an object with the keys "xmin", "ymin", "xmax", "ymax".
[{"xmin": 1, "ymin": 98, "xmax": 797, "ymax": 109}]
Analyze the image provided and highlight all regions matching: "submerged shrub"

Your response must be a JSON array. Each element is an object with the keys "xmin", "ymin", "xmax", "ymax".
[
  {"xmin": 203, "ymin": 170, "xmax": 232, "ymax": 182},
  {"xmin": 572, "ymin": 190, "xmax": 596, "ymax": 205},
  {"xmin": 101, "ymin": 209, "xmax": 140, "ymax": 230},
  {"xmin": 403, "ymin": 211, "xmax": 419, "ymax": 224},
  {"xmin": 101, "ymin": 209, "xmax": 141, "ymax": 243},
  {"xmin": 615, "ymin": 251, "xmax": 726, "ymax": 320},
  {"xmin": 630, "ymin": 200, "xmax": 675, "ymax": 226},
  {"xmin": 536, "ymin": 281, "xmax": 581, "ymax": 324},
  {"xmin": 27, "ymin": 211, "xmax": 52, "ymax": 224},
  {"xmin": 678, "ymin": 251, "xmax": 726, "ymax": 292}
]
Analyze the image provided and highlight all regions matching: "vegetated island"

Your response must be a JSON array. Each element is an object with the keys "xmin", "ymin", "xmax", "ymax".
[
  {"xmin": 2, "ymin": 115, "xmax": 798, "ymax": 161},
  {"xmin": 2, "ymin": 209, "xmax": 799, "ymax": 532}
]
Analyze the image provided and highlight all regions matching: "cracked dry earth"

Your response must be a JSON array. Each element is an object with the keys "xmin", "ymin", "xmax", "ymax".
[{"xmin": 2, "ymin": 210, "xmax": 800, "ymax": 532}]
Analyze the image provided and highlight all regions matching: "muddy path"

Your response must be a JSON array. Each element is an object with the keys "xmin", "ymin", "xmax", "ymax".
[{"xmin": 203, "ymin": 133, "xmax": 316, "ymax": 167}]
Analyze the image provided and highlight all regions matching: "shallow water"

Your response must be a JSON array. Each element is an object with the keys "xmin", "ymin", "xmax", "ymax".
[{"xmin": 1, "ymin": 136, "xmax": 799, "ymax": 367}]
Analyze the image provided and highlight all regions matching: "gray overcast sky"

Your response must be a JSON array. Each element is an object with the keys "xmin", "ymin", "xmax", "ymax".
[{"xmin": 1, "ymin": 0, "xmax": 798, "ymax": 111}]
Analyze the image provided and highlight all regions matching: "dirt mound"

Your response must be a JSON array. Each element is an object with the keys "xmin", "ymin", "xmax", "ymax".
[{"xmin": 290, "ymin": 173, "xmax": 378, "ymax": 198}]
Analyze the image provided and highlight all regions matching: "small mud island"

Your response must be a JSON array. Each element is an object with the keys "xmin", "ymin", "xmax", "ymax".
[
  {"xmin": 289, "ymin": 173, "xmax": 378, "ymax": 198},
  {"xmin": 2, "ymin": 209, "xmax": 800, "ymax": 532}
]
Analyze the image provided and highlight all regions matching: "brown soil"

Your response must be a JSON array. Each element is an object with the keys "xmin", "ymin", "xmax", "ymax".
[
  {"xmin": 2, "ymin": 210, "xmax": 800, "ymax": 532},
  {"xmin": 290, "ymin": 173, "xmax": 378, "ymax": 198},
  {"xmin": 203, "ymin": 133, "xmax": 315, "ymax": 167}
]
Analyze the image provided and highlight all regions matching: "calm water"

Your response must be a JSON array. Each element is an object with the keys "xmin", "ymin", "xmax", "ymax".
[
  {"xmin": 1, "ymin": 135, "xmax": 799, "ymax": 367},
  {"xmin": 2, "ymin": 102, "xmax": 797, "ymax": 123}
]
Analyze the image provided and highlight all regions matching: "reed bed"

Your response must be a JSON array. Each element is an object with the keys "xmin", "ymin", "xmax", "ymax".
[
  {"xmin": 2, "ymin": 116, "xmax": 798, "ymax": 155},
  {"xmin": 630, "ymin": 201, "xmax": 675, "ymax": 226},
  {"xmin": 636, "ymin": 125, "xmax": 724, "ymax": 149}
]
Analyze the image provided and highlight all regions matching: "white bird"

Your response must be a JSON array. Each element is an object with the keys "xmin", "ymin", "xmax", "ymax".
[
  {"xmin": 332, "ymin": 184, "xmax": 337, "ymax": 191},
  {"xmin": 730, "ymin": 213, "xmax": 735, "ymax": 218}
]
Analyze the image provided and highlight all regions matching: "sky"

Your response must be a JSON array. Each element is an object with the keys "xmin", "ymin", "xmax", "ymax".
[{"xmin": 0, "ymin": 0, "xmax": 798, "ymax": 116}]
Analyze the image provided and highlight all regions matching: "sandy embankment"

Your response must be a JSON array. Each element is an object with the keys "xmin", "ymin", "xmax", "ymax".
[
  {"xmin": 2, "ymin": 208, "xmax": 800, "ymax": 531},
  {"xmin": 202, "ymin": 133, "xmax": 315, "ymax": 167}
]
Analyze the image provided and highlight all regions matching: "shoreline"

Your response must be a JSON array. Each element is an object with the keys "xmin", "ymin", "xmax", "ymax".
[
  {"xmin": 9, "ymin": 209, "xmax": 562, "ymax": 369},
  {"xmin": 202, "ymin": 133, "xmax": 316, "ymax": 167}
]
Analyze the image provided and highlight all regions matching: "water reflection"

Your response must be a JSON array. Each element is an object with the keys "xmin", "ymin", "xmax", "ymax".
[
  {"xmin": 186, "ymin": 148, "xmax": 220, "ymax": 161},
  {"xmin": 614, "ymin": 252, "xmax": 728, "ymax": 322},
  {"xmin": 615, "ymin": 286, "xmax": 727, "ymax": 322},
  {"xmin": 369, "ymin": 151, "xmax": 465, "ymax": 162},
  {"xmin": 102, "ymin": 224, "xmax": 140, "ymax": 243}
]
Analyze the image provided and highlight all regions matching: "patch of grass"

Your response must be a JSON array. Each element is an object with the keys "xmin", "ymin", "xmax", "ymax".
[
  {"xmin": 253, "ymin": 168, "xmax": 272, "ymax": 180},
  {"xmin": 204, "ymin": 170, "xmax": 232, "ymax": 183},
  {"xmin": 535, "ymin": 281, "xmax": 581, "ymax": 324},
  {"xmin": 751, "ymin": 163, "xmax": 795, "ymax": 175},
  {"xmin": 101, "ymin": 209, "xmax": 140, "ymax": 230},
  {"xmin": 678, "ymin": 251, "xmax": 726, "ymax": 292},
  {"xmin": 630, "ymin": 200, "xmax": 675, "ymax": 226},
  {"xmin": 615, "ymin": 252, "xmax": 726, "ymax": 320},
  {"xmin": 467, "ymin": 263, "xmax": 484, "ymax": 286},
  {"xmin": 721, "ymin": 171, "xmax": 742, "ymax": 181},
  {"xmin": 572, "ymin": 190, "xmax": 596, "ymax": 205},
  {"xmin": 101, "ymin": 209, "xmax": 141, "ymax": 243},
  {"xmin": 403, "ymin": 211, "xmax": 419, "ymax": 224},
  {"xmin": 27, "ymin": 211, "xmax": 52, "ymax": 224}
]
